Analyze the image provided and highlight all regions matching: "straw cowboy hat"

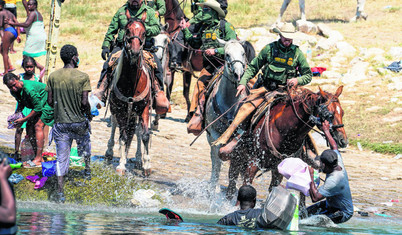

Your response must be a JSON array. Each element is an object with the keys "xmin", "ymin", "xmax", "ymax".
[
  {"xmin": 196, "ymin": 0, "xmax": 226, "ymax": 18},
  {"xmin": 273, "ymin": 22, "xmax": 298, "ymax": 39}
]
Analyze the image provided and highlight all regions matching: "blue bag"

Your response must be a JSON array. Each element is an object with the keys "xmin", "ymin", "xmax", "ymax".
[{"xmin": 42, "ymin": 160, "xmax": 57, "ymax": 177}]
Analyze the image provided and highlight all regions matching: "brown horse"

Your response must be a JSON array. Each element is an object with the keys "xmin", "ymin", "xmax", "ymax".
[
  {"xmin": 225, "ymin": 86, "xmax": 347, "ymax": 199},
  {"xmin": 106, "ymin": 18, "xmax": 152, "ymax": 176}
]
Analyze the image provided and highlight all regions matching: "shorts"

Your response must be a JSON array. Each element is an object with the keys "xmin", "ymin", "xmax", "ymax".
[
  {"xmin": 52, "ymin": 121, "xmax": 91, "ymax": 177},
  {"xmin": 5, "ymin": 26, "xmax": 18, "ymax": 39}
]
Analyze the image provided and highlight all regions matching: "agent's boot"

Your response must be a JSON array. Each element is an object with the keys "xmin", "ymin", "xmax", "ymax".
[
  {"xmin": 187, "ymin": 91, "xmax": 206, "ymax": 135},
  {"xmin": 218, "ymin": 132, "xmax": 243, "ymax": 161},
  {"xmin": 213, "ymin": 96, "xmax": 264, "ymax": 146},
  {"xmin": 153, "ymin": 80, "xmax": 170, "ymax": 115}
]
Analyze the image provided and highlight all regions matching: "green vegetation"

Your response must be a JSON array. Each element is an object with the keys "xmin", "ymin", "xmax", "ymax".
[
  {"xmin": 349, "ymin": 139, "xmax": 401, "ymax": 155},
  {"xmin": 13, "ymin": 162, "xmax": 162, "ymax": 206}
]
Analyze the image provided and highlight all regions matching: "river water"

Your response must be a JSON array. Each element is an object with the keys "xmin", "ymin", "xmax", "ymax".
[{"xmin": 16, "ymin": 201, "xmax": 402, "ymax": 234}]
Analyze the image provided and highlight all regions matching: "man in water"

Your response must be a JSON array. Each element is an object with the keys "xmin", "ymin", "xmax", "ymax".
[
  {"xmin": 217, "ymin": 185, "xmax": 265, "ymax": 229},
  {"xmin": 46, "ymin": 44, "xmax": 92, "ymax": 203},
  {"xmin": 307, "ymin": 120, "xmax": 353, "ymax": 223}
]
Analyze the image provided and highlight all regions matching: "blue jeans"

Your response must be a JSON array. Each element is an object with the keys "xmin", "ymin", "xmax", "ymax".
[{"xmin": 52, "ymin": 121, "xmax": 91, "ymax": 177}]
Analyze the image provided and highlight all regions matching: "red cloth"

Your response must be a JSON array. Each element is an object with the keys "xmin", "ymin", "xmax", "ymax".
[{"xmin": 311, "ymin": 67, "xmax": 327, "ymax": 74}]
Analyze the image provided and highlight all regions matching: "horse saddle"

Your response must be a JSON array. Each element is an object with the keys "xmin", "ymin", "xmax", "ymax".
[
  {"xmin": 205, "ymin": 66, "xmax": 225, "ymax": 97},
  {"xmin": 143, "ymin": 50, "xmax": 158, "ymax": 69},
  {"xmin": 108, "ymin": 50, "xmax": 123, "ymax": 71},
  {"xmin": 250, "ymin": 90, "xmax": 287, "ymax": 127}
]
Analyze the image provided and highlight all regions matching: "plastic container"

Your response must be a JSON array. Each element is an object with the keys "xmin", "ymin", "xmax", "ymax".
[
  {"xmin": 21, "ymin": 136, "xmax": 35, "ymax": 162},
  {"xmin": 89, "ymin": 94, "xmax": 104, "ymax": 116},
  {"xmin": 260, "ymin": 187, "xmax": 297, "ymax": 230}
]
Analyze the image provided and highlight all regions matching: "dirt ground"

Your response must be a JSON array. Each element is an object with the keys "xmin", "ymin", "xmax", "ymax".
[{"xmin": 0, "ymin": 83, "xmax": 400, "ymax": 217}]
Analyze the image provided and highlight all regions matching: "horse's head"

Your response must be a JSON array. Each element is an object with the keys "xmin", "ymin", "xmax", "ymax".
[
  {"xmin": 153, "ymin": 33, "xmax": 170, "ymax": 62},
  {"xmin": 316, "ymin": 86, "xmax": 348, "ymax": 148},
  {"xmin": 218, "ymin": 39, "xmax": 246, "ymax": 83},
  {"xmin": 124, "ymin": 18, "xmax": 146, "ymax": 62}
]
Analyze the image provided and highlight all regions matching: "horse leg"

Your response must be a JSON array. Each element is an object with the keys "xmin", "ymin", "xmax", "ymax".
[
  {"xmin": 209, "ymin": 145, "xmax": 222, "ymax": 195},
  {"xmin": 141, "ymin": 105, "xmax": 151, "ymax": 177},
  {"xmin": 183, "ymin": 71, "xmax": 192, "ymax": 122},
  {"xmin": 244, "ymin": 158, "xmax": 259, "ymax": 185},
  {"xmin": 116, "ymin": 129, "xmax": 129, "ymax": 175},
  {"xmin": 151, "ymin": 114, "xmax": 160, "ymax": 131},
  {"xmin": 269, "ymin": 168, "xmax": 283, "ymax": 192},
  {"xmin": 227, "ymin": 156, "xmax": 240, "ymax": 200},
  {"xmin": 105, "ymin": 115, "xmax": 117, "ymax": 164},
  {"xmin": 299, "ymin": 192, "xmax": 308, "ymax": 219}
]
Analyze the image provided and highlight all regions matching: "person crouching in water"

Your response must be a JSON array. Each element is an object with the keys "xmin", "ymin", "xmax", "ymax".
[
  {"xmin": 213, "ymin": 22, "xmax": 312, "ymax": 156},
  {"xmin": 307, "ymin": 120, "xmax": 353, "ymax": 223}
]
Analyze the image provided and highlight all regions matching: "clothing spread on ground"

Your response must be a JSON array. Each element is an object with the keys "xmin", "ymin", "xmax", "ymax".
[
  {"xmin": 217, "ymin": 208, "xmax": 265, "ymax": 229},
  {"xmin": 318, "ymin": 150, "xmax": 354, "ymax": 216},
  {"xmin": 46, "ymin": 68, "xmax": 91, "ymax": 124}
]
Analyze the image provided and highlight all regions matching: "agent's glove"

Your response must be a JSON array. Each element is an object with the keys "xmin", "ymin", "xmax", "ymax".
[{"xmin": 101, "ymin": 47, "xmax": 110, "ymax": 60}]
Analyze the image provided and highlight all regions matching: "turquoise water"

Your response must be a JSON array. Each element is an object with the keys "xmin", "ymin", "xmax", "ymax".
[{"xmin": 16, "ymin": 202, "xmax": 402, "ymax": 234}]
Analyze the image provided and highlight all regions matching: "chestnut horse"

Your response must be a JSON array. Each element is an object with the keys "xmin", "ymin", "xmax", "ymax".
[
  {"xmin": 225, "ymin": 86, "xmax": 347, "ymax": 199},
  {"xmin": 106, "ymin": 19, "xmax": 152, "ymax": 176},
  {"xmin": 164, "ymin": 0, "xmax": 255, "ymax": 121}
]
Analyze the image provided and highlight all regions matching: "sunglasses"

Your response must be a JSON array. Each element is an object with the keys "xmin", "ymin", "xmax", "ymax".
[{"xmin": 203, "ymin": 7, "xmax": 211, "ymax": 12}]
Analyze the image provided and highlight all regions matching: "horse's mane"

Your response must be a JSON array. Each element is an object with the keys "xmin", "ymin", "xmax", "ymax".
[{"xmin": 165, "ymin": 0, "xmax": 186, "ymax": 21}]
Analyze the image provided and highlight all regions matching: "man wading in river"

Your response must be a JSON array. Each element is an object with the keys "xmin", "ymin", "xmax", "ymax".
[{"xmin": 46, "ymin": 45, "xmax": 92, "ymax": 203}]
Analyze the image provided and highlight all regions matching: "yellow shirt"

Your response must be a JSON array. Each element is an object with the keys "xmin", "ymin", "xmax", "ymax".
[{"xmin": 5, "ymin": 0, "xmax": 17, "ymax": 4}]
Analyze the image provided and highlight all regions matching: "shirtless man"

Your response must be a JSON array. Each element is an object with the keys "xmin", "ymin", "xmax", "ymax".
[{"xmin": 0, "ymin": 0, "xmax": 20, "ymax": 75}]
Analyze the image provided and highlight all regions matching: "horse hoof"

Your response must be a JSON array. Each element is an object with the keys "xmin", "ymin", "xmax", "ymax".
[
  {"xmin": 116, "ymin": 168, "xmax": 125, "ymax": 175},
  {"xmin": 151, "ymin": 123, "xmax": 159, "ymax": 131},
  {"xmin": 143, "ymin": 169, "xmax": 151, "ymax": 177}
]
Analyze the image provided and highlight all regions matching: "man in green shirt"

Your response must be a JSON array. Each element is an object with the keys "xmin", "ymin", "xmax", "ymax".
[
  {"xmin": 46, "ymin": 45, "xmax": 92, "ymax": 203},
  {"xmin": 213, "ymin": 23, "xmax": 312, "ymax": 155},
  {"xmin": 180, "ymin": 0, "xmax": 237, "ymax": 135},
  {"xmin": 145, "ymin": 0, "xmax": 165, "ymax": 20},
  {"xmin": 97, "ymin": 0, "xmax": 166, "ymax": 108},
  {"xmin": 4, "ymin": 73, "xmax": 53, "ymax": 168}
]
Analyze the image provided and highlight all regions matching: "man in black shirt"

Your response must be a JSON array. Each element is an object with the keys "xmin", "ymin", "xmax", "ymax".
[{"xmin": 217, "ymin": 185, "xmax": 265, "ymax": 229}]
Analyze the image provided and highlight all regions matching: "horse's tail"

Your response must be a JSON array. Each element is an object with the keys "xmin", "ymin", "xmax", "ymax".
[{"xmin": 242, "ymin": 40, "xmax": 256, "ymax": 63}]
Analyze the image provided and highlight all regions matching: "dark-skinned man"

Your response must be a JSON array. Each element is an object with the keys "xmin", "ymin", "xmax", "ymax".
[
  {"xmin": 217, "ymin": 185, "xmax": 265, "ymax": 228},
  {"xmin": 180, "ymin": 0, "xmax": 237, "ymax": 135},
  {"xmin": 307, "ymin": 120, "xmax": 353, "ymax": 224},
  {"xmin": 47, "ymin": 45, "xmax": 92, "ymax": 203},
  {"xmin": 96, "ymin": 0, "xmax": 167, "ymax": 112},
  {"xmin": 213, "ymin": 22, "xmax": 312, "ymax": 156}
]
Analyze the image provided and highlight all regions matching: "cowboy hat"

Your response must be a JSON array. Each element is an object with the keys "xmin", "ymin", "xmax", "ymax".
[
  {"xmin": 196, "ymin": 0, "xmax": 226, "ymax": 18},
  {"xmin": 273, "ymin": 22, "xmax": 298, "ymax": 39}
]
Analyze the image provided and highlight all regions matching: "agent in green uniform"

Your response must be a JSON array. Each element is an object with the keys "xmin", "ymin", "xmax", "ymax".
[
  {"xmin": 213, "ymin": 23, "xmax": 312, "ymax": 154},
  {"xmin": 180, "ymin": 0, "xmax": 236, "ymax": 134},
  {"xmin": 4, "ymin": 73, "xmax": 53, "ymax": 168},
  {"xmin": 145, "ymin": 0, "xmax": 165, "ymax": 20},
  {"xmin": 97, "ymin": 0, "xmax": 165, "ymax": 105}
]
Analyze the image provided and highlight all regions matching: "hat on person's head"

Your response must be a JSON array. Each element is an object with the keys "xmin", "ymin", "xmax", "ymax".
[
  {"xmin": 273, "ymin": 22, "xmax": 298, "ymax": 39},
  {"xmin": 196, "ymin": 0, "xmax": 226, "ymax": 18},
  {"xmin": 315, "ymin": 149, "xmax": 338, "ymax": 168}
]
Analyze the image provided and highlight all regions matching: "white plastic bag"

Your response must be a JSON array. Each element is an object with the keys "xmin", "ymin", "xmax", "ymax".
[{"xmin": 88, "ymin": 94, "xmax": 104, "ymax": 116}]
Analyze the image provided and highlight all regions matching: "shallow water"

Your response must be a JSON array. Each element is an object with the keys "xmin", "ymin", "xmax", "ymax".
[{"xmin": 16, "ymin": 201, "xmax": 402, "ymax": 234}]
